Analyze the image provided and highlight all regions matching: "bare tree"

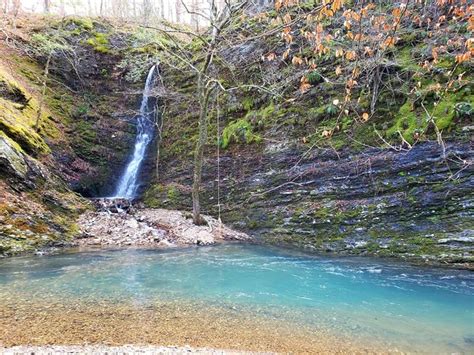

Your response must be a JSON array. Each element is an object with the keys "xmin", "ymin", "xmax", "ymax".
[
  {"xmin": 175, "ymin": 0, "xmax": 182, "ymax": 22},
  {"xmin": 3, "ymin": 0, "xmax": 21, "ymax": 17},
  {"xmin": 190, "ymin": 0, "xmax": 199, "ymax": 31},
  {"xmin": 154, "ymin": 0, "xmax": 249, "ymax": 224},
  {"xmin": 35, "ymin": 52, "xmax": 51, "ymax": 132},
  {"xmin": 59, "ymin": 0, "xmax": 65, "ymax": 16},
  {"xmin": 142, "ymin": 0, "xmax": 152, "ymax": 25},
  {"xmin": 32, "ymin": 19, "xmax": 72, "ymax": 132}
]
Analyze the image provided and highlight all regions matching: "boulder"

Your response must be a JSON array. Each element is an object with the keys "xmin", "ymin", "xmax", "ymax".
[{"xmin": 0, "ymin": 135, "xmax": 27, "ymax": 180}]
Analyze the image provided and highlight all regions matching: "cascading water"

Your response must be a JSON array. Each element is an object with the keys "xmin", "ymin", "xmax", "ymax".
[{"xmin": 113, "ymin": 65, "xmax": 159, "ymax": 199}]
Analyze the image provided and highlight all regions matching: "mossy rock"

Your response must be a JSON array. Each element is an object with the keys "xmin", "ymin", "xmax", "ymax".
[
  {"xmin": 85, "ymin": 32, "xmax": 111, "ymax": 53},
  {"xmin": 0, "ymin": 66, "xmax": 53, "ymax": 155},
  {"xmin": 221, "ymin": 119, "xmax": 261, "ymax": 149},
  {"xmin": 0, "ymin": 134, "xmax": 28, "ymax": 179},
  {"xmin": 386, "ymin": 86, "xmax": 473, "ymax": 143},
  {"xmin": 64, "ymin": 17, "xmax": 95, "ymax": 31}
]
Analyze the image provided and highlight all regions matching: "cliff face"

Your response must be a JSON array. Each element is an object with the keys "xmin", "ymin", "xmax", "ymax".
[
  {"xmin": 140, "ymin": 3, "xmax": 473, "ymax": 268},
  {"xmin": 0, "ymin": 17, "xmax": 142, "ymax": 254},
  {"xmin": 145, "ymin": 140, "xmax": 473, "ymax": 268},
  {"xmin": 0, "ymin": 11, "xmax": 472, "ymax": 267}
]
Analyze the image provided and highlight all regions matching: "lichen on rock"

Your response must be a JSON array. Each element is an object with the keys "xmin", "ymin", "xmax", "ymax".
[{"xmin": 0, "ymin": 135, "xmax": 28, "ymax": 179}]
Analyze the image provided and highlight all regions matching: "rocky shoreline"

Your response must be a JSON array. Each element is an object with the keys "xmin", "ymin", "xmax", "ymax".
[{"xmin": 74, "ymin": 199, "xmax": 250, "ymax": 248}]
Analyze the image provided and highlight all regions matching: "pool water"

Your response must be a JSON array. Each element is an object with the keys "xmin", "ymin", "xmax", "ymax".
[{"xmin": 0, "ymin": 244, "xmax": 472, "ymax": 353}]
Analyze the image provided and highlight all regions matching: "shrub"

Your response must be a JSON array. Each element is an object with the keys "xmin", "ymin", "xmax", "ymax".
[
  {"xmin": 306, "ymin": 71, "xmax": 323, "ymax": 85},
  {"xmin": 455, "ymin": 102, "xmax": 473, "ymax": 119}
]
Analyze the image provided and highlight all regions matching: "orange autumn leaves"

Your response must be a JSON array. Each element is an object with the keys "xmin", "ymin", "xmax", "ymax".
[
  {"xmin": 456, "ymin": 37, "xmax": 473, "ymax": 64},
  {"xmin": 270, "ymin": 1, "xmax": 472, "ymax": 78},
  {"xmin": 266, "ymin": 0, "xmax": 473, "ymax": 138}
]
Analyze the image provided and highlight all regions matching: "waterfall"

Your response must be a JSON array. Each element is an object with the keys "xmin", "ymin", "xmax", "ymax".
[{"xmin": 113, "ymin": 65, "xmax": 159, "ymax": 199}]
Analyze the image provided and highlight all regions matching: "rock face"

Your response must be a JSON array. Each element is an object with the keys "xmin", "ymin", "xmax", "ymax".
[
  {"xmin": 0, "ymin": 136, "xmax": 28, "ymax": 180},
  {"xmin": 76, "ymin": 206, "xmax": 249, "ymax": 248},
  {"xmin": 0, "ymin": 144, "xmax": 87, "ymax": 256},
  {"xmin": 145, "ymin": 140, "xmax": 473, "ymax": 268}
]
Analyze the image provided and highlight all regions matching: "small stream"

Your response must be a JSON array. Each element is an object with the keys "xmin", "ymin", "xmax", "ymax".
[{"xmin": 0, "ymin": 244, "xmax": 472, "ymax": 353}]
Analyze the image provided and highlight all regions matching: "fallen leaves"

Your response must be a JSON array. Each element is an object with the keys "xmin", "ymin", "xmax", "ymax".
[
  {"xmin": 292, "ymin": 55, "xmax": 304, "ymax": 66},
  {"xmin": 299, "ymin": 76, "xmax": 312, "ymax": 93},
  {"xmin": 345, "ymin": 50, "xmax": 357, "ymax": 61}
]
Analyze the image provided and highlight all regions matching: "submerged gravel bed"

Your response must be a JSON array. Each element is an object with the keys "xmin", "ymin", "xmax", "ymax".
[{"xmin": 0, "ymin": 345, "xmax": 269, "ymax": 354}]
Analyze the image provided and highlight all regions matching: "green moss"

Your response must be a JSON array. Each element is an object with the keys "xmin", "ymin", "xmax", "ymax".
[
  {"xmin": 259, "ymin": 102, "xmax": 276, "ymax": 120},
  {"xmin": 167, "ymin": 185, "xmax": 179, "ymax": 203},
  {"xmin": 0, "ymin": 118, "xmax": 49, "ymax": 155},
  {"xmin": 399, "ymin": 31, "xmax": 423, "ymax": 45},
  {"xmin": 66, "ymin": 17, "xmax": 94, "ymax": 31},
  {"xmin": 0, "ymin": 64, "xmax": 66, "ymax": 154},
  {"xmin": 0, "ymin": 130, "xmax": 24, "ymax": 153},
  {"xmin": 86, "ymin": 32, "xmax": 111, "ymax": 53},
  {"xmin": 221, "ymin": 119, "xmax": 261, "ymax": 149},
  {"xmin": 396, "ymin": 47, "xmax": 423, "ymax": 72},
  {"xmin": 435, "ymin": 56, "xmax": 455, "ymax": 70},
  {"xmin": 308, "ymin": 106, "xmax": 326, "ymax": 118},
  {"xmin": 432, "ymin": 95, "xmax": 455, "ymax": 130},
  {"xmin": 143, "ymin": 184, "xmax": 166, "ymax": 207},
  {"xmin": 313, "ymin": 206, "xmax": 332, "ymax": 219},
  {"xmin": 386, "ymin": 100, "xmax": 420, "ymax": 143},
  {"xmin": 385, "ymin": 78, "xmax": 473, "ymax": 143},
  {"xmin": 242, "ymin": 97, "xmax": 254, "ymax": 111},
  {"xmin": 432, "ymin": 92, "xmax": 474, "ymax": 130}
]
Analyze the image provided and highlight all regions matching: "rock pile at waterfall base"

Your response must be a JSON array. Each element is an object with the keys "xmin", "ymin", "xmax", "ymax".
[{"xmin": 75, "ymin": 208, "xmax": 250, "ymax": 248}]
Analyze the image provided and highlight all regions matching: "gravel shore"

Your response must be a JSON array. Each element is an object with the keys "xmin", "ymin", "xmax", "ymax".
[
  {"xmin": 75, "ymin": 208, "xmax": 249, "ymax": 248},
  {"xmin": 1, "ymin": 345, "xmax": 270, "ymax": 354}
]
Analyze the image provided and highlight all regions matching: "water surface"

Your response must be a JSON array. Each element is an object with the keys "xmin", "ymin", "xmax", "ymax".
[{"xmin": 0, "ymin": 244, "xmax": 472, "ymax": 353}]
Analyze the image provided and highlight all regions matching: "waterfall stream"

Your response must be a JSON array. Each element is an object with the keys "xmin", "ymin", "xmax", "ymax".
[{"xmin": 114, "ymin": 65, "xmax": 159, "ymax": 198}]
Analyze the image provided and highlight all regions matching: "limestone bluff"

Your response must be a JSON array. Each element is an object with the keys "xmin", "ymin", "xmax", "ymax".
[{"xmin": 0, "ymin": 12, "xmax": 472, "ymax": 268}]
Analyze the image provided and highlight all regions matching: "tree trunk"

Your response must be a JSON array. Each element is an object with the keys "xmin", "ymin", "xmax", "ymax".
[
  {"xmin": 191, "ymin": 0, "xmax": 199, "ymax": 30},
  {"xmin": 11, "ymin": 0, "xmax": 20, "ymax": 16},
  {"xmin": 192, "ymin": 78, "xmax": 213, "ymax": 225},
  {"xmin": 159, "ymin": 0, "xmax": 164, "ymax": 19},
  {"xmin": 175, "ymin": 0, "xmax": 181, "ymax": 22},
  {"xmin": 43, "ymin": 0, "xmax": 49, "ymax": 13},
  {"xmin": 155, "ymin": 100, "xmax": 163, "ymax": 180},
  {"xmin": 59, "ymin": 0, "xmax": 65, "ymax": 15},
  {"xmin": 35, "ymin": 54, "xmax": 51, "ymax": 132},
  {"xmin": 143, "ymin": 0, "xmax": 152, "ymax": 25}
]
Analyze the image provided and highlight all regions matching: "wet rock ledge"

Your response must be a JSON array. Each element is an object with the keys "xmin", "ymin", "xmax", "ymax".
[{"xmin": 74, "ymin": 198, "xmax": 250, "ymax": 248}]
